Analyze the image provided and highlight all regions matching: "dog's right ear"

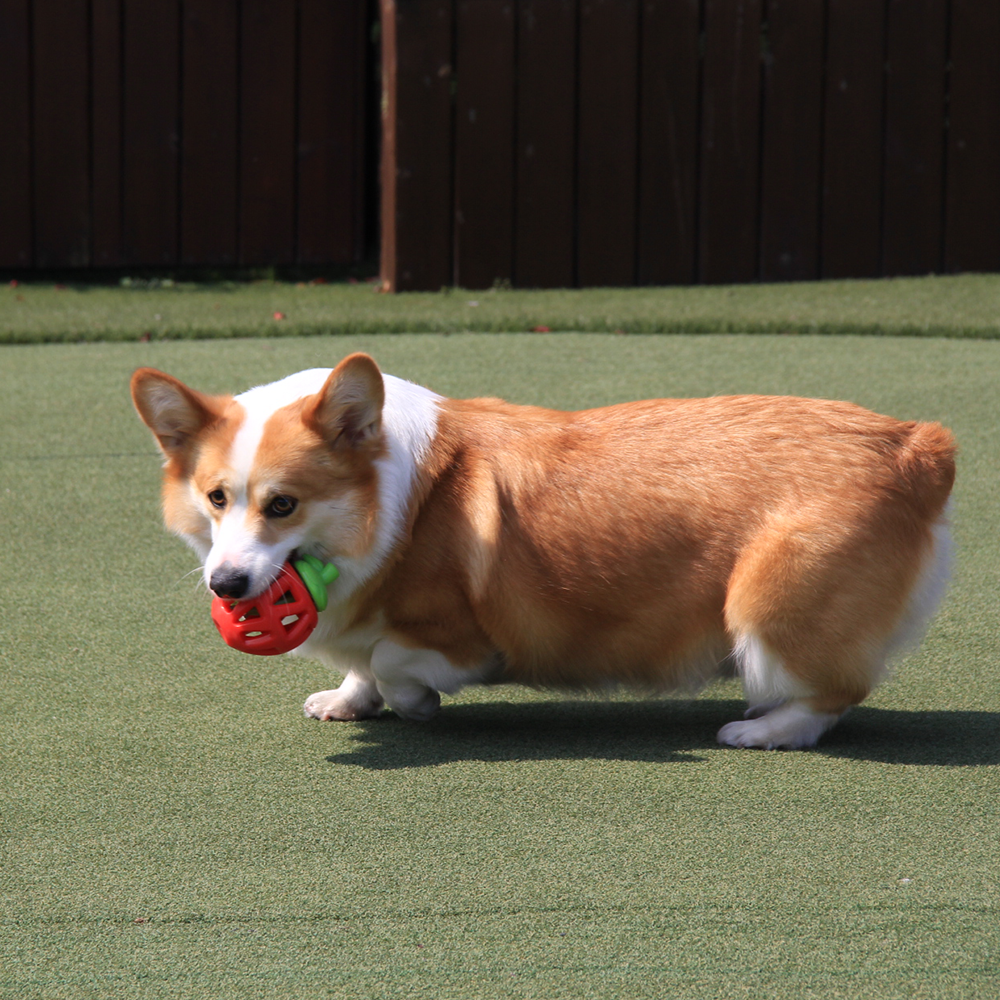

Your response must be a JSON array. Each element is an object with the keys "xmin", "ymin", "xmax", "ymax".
[{"xmin": 130, "ymin": 368, "xmax": 223, "ymax": 459}]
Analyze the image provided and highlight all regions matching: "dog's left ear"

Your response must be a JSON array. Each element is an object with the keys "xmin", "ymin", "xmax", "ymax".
[{"xmin": 304, "ymin": 353, "xmax": 385, "ymax": 450}]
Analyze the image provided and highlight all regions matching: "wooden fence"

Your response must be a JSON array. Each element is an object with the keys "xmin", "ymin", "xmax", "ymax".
[
  {"xmin": 3, "ymin": 0, "xmax": 998, "ymax": 289},
  {"xmin": 380, "ymin": 0, "xmax": 1000, "ymax": 290},
  {"xmin": 0, "ymin": 0, "xmax": 369, "ymax": 270}
]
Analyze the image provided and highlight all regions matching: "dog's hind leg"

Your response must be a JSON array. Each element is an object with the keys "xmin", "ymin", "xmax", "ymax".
[
  {"xmin": 368, "ymin": 639, "xmax": 477, "ymax": 722},
  {"xmin": 368, "ymin": 639, "xmax": 505, "ymax": 721},
  {"xmin": 716, "ymin": 634, "xmax": 846, "ymax": 749},
  {"xmin": 716, "ymin": 512, "xmax": 949, "ymax": 750}
]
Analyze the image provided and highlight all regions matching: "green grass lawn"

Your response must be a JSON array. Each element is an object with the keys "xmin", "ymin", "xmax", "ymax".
[
  {"xmin": 4, "ymin": 271, "xmax": 1000, "ymax": 342},
  {"xmin": 2, "ymin": 324, "xmax": 999, "ymax": 998}
]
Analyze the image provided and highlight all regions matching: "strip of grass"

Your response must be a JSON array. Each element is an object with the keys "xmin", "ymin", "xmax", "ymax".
[
  {"xmin": 3, "ymin": 272, "xmax": 1000, "ymax": 343},
  {"xmin": 2, "ymin": 333, "xmax": 999, "ymax": 999}
]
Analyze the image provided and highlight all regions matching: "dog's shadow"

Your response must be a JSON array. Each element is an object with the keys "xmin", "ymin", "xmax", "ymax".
[{"xmin": 324, "ymin": 697, "xmax": 1000, "ymax": 770}]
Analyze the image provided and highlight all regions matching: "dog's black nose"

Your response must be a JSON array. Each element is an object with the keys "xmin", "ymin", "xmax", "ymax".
[{"xmin": 210, "ymin": 566, "xmax": 251, "ymax": 600}]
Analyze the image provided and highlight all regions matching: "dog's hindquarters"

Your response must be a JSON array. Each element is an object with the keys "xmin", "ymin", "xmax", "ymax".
[{"xmin": 717, "ymin": 424, "xmax": 954, "ymax": 750}]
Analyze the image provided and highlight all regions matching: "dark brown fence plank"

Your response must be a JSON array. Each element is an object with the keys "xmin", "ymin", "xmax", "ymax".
[
  {"xmin": 380, "ymin": 0, "xmax": 399, "ymax": 287},
  {"xmin": 0, "ymin": 0, "xmax": 32, "ymax": 267},
  {"xmin": 699, "ymin": 0, "xmax": 763, "ymax": 284},
  {"xmin": 181, "ymin": 0, "xmax": 239, "ymax": 266},
  {"xmin": 239, "ymin": 0, "xmax": 296, "ymax": 266},
  {"xmin": 637, "ymin": 0, "xmax": 700, "ymax": 286},
  {"xmin": 944, "ymin": 0, "xmax": 1000, "ymax": 273},
  {"xmin": 123, "ymin": 0, "xmax": 180, "ymax": 266},
  {"xmin": 92, "ymin": 0, "xmax": 124, "ymax": 267},
  {"xmin": 380, "ymin": 0, "xmax": 454, "ymax": 292},
  {"xmin": 454, "ymin": 0, "xmax": 515, "ymax": 288},
  {"xmin": 821, "ymin": 0, "xmax": 885, "ymax": 279},
  {"xmin": 514, "ymin": 0, "xmax": 577, "ymax": 290},
  {"xmin": 32, "ymin": 0, "xmax": 90, "ymax": 266},
  {"xmin": 758, "ymin": 0, "xmax": 824, "ymax": 281},
  {"xmin": 882, "ymin": 0, "xmax": 948, "ymax": 276},
  {"xmin": 297, "ymin": 0, "xmax": 367, "ymax": 265},
  {"xmin": 577, "ymin": 0, "xmax": 639, "ymax": 287}
]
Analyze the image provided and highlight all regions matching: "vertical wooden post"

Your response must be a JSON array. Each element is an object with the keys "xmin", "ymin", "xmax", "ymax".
[
  {"xmin": 379, "ymin": 0, "xmax": 399, "ymax": 289},
  {"xmin": 379, "ymin": 0, "xmax": 454, "ymax": 292}
]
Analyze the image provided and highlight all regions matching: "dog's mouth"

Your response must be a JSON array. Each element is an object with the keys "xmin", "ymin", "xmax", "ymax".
[{"xmin": 208, "ymin": 547, "xmax": 327, "ymax": 602}]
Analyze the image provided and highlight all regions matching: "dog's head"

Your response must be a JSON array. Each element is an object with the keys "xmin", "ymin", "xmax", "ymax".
[{"xmin": 131, "ymin": 354, "xmax": 386, "ymax": 600}]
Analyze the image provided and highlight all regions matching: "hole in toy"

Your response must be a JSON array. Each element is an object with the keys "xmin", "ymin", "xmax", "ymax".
[
  {"xmin": 281, "ymin": 614, "xmax": 300, "ymax": 627},
  {"xmin": 245, "ymin": 631, "xmax": 263, "ymax": 638},
  {"xmin": 237, "ymin": 607, "xmax": 261, "ymax": 622},
  {"xmin": 275, "ymin": 591, "xmax": 295, "ymax": 605}
]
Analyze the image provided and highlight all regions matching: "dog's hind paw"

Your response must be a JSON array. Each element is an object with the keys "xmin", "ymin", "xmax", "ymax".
[{"xmin": 717, "ymin": 701, "xmax": 841, "ymax": 750}]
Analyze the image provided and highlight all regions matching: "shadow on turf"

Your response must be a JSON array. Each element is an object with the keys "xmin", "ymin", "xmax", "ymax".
[
  {"xmin": 822, "ymin": 705, "xmax": 1000, "ymax": 766},
  {"xmin": 324, "ymin": 698, "xmax": 1000, "ymax": 770},
  {"xmin": 326, "ymin": 697, "xmax": 723, "ymax": 768}
]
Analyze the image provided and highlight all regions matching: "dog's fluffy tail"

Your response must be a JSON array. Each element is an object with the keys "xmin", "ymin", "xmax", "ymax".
[{"xmin": 896, "ymin": 421, "xmax": 956, "ymax": 519}]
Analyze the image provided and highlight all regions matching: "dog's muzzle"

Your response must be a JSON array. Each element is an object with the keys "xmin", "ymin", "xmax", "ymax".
[{"xmin": 209, "ymin": 564, "xmax": 251, "ymax": 600}]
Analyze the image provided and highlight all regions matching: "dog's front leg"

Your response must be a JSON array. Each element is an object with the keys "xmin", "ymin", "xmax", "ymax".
[
  {"xmin": 369, "ymin": 640, "xmax": 478, "ymax": 722},
  {"xmin": 304, "ymin": 670, "xmax": 384, "ymax": 721}
]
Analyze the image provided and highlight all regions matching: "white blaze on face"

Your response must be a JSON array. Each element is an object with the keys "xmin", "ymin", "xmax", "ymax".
[
  {"xmin": 202, "ymin": 369, "xmax": 332, "ymax": 595},
  {"xmin": 205, "ymin": 495, "xmax": 296, "ymax": 596}
]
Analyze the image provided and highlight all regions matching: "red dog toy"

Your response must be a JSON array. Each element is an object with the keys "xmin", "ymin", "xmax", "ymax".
[{"xmin": 211, "ymin": 556, "xmax": 339, "ymax": 656}]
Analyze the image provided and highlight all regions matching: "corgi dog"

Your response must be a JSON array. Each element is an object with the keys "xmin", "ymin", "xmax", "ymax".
[{"xmin": 131, "ymin": 353, "xmax": 955, "ymax": 749}]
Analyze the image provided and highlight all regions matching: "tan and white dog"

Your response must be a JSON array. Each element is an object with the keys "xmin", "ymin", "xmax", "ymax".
[{"xmin": 131, "ymin": 353, "xmax": 956, "ymax": 749}]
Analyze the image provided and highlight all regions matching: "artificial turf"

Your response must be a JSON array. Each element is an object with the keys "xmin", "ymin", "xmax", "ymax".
[
  {"xmin": 3, "ymin": 271, "xmax": 1000, "ymax": 344},
  {"xmin": 2, "ymin": 329, "xmax": 998, "ymax": 998}
]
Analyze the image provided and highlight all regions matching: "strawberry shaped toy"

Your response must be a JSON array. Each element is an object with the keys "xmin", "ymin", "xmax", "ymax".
[{"xmin": 211, "ymin": 555, "xmax": 339, "ymax": 656}]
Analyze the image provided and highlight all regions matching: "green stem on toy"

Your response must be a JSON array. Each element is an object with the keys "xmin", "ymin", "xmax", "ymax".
[{"xmin": 292, "ymin": 554, "xmax": 339, "ymax": 611}]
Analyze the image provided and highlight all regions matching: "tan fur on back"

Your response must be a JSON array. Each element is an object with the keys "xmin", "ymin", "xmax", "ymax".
[{"xmin": 363, "ymin": 394, "xmax": 954, "ymax": 704}]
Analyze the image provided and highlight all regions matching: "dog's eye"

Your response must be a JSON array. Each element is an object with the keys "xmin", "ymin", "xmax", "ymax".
[
  {"xmin": 208, "ymin": 489, "xmax": 227, "ymax": 509},
  {"xmin": 267, "ymin": 496, "xmax": 297, "ymax": 518}
]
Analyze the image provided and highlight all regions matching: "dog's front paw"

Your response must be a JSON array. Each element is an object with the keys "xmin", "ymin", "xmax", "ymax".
[{"xmin": 304, "ymin": 687, "xmax": 383, "ymax": 721}]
